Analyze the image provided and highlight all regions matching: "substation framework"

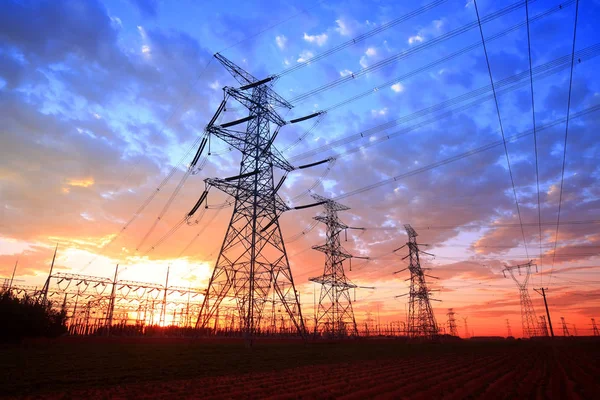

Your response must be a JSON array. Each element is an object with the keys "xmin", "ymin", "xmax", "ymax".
[{"xmin": 4, "ymin": 269, "xmax": 206, "ymax": 335}]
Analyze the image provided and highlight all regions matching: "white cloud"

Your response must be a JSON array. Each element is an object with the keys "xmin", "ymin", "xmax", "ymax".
[
  {"xmin": 209, "ymin": 80, "xmax": 220, "ymax": 90},
  {"xmin": 110, "ymin": 16, "xmax": 122, "ymax": 28},
  {"xmin": 465, "ymin": 0, "xmax": 474, "ymax": 8},
  {"xmin": 360, "ymin": 47, "xmax": 378, "ymax": 69},
  {"xmin": 408, "ymin": 35, "xmax": 424, "ymax": 45},
  {"xmin": 335, "ymin": 18, "xmax": 351, "ymax": 36},
  {"xmin": 137, "ymin": 25, "xmax": 147, "ymax": 39},
  {"xmin": 141, "ymin": 45, "xmax": 150, "ymax": 54},
  {"xmin": 340, "ymin": 69, "xmax": 353, "ymax": 77},
  {"xmin": 391, "ymin": 83, "xmax": 404, "ymax": 93},
  {"xmin": 303, "ymin": 32, "xmax": 328, "ymax": 46},
  {"xmin": 276, "ymin": 35, "xmax": 287, "ymax": 50},
  {"xmin": 297, "ymin": 50, "xmax": 314, "ymax": 63},
  {"xmin": 371, "ymin": 107, "xmax": 388, "ymax": 117},
  {"xmin": 283, "ymin": 58, "xmax": 290, "ymax": 66}
]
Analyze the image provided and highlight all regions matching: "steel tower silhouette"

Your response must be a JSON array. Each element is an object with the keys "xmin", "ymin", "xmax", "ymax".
[
  {"xmin": 503, "ymin": 261, "xmax": 538, "ymax": 338},
  {"xmin": 193, "ymin": 54, "xmax": 305, "ymax": 339},
  {"xmin": 309, "ymin": 194, "xmax": 366, "ymax": 337}
]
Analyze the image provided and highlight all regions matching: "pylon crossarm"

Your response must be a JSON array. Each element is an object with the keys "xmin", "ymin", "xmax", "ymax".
[
  {"xmin": 206, "ymin": 126, "xmax": 250, "ymax": 153},
  {"xmin": 225, "ymin": 87, "xmax": 287, "ymax": 125},
  {"xmin": 311, "ymin": 244, "xmax": 352, "ymax": 259}
]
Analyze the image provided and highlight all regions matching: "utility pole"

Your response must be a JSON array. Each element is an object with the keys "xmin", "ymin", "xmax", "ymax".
[
  {"xmin": 503, "ymin": 262, "xmax": 538, "ymax": 337},
  {"xmin": 106, "ymin": 264, "xmax": 119, "ymax": 335},
  {"xmin": 194, "ymin": 53, "xmax": 310, "ymax": 344},
  {"xmin": 463, "ymin": 317, "xmax": 469, "ymax": 339},
  {"xmin": 8, "ymin": 259, "xmax": 18, "ymax": 290},
  {"xmin": 506, "ymin": 319, "xmax": 512, "ymax": 337},
  {"xmin": 394, "ymin": 225, "xmax": 439, "ymax": 339},
  {"xmin": 561, "ymin": 317, "xmax": 570, "ymax": 336},
  {"xmin": 40, "ymin": 244, "xmax": 58, "ymax": 305},
  {"xmin": 160, "ymin": 265, "xmax": 170, "ymax": 326},
  {"xmin": 533, "ymin": 287, "xmax": 554, "ymax": 337}
]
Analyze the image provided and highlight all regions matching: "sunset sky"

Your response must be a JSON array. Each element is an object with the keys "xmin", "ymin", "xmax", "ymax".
[{"xmin": 1, "ymin": 0, "xmax": 599, "ymax": 337}]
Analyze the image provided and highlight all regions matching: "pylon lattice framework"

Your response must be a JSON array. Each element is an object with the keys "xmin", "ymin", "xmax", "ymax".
[
  {"xmin": 446, "ymin": 308, "xmax": 458, "ymax": 337},
  {"xmin": 309, "ymin": 194, "xmax": 360, "ymax": 337},
  {"xmin": 396, "ymin": 224, "xmax": 438, "ymax": 338},
  {"xmin": 538, "ymin": 316, "xmax": 549, "ymax": 337},
  {"xmin": 195, "ymin": 54, "xmax": 305, "ymax": 337},
  {"xmin": 561, "ymin": 317, "xmax": 570, "ymax": 336},
  {"xmin": 503, "ymin": 261, "xmax": 538, "ymax": 338}
]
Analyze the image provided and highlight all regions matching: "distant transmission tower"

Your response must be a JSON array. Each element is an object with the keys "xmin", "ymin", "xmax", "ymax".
[
  {"xmin": 194, "ymin": 54, "xmax": 306, "ymax": 339},
  {"xmin": 561, "ymin": 317, "xmax": 570, "ymax": 336},
  {"xmin": 506, "ymin": 319, "xmax": 512, "ymax": 337},
  {"xmin": 395, "ymin": 225, "xmax": 439, "ymax": 338},
  {"xmin": 463, "ymin": 317, "xmax": 469, "ymax": 339},
  {"xmin": 309, "ymin": 195, "xmax": 369, "ymax": 337},
  {"xmin": 503, "ymin": 261, "xmax": 538, "ymax": 337},
  {"xmin": 538, "ymin": 316, "xmax": 549, "ymax": 337},
  {"xmin": 446, "ymin": 308, "xmax": 458, "ymax": 337},
  {"xmin": 592, "ymin": 318, "xmax": 599, "ymax": 336}
]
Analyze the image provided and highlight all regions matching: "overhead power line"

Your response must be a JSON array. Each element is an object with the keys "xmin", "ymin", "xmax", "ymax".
[
  {"xmin": 288, "ymin": 43, "xmax": 600, "ymax": 163},
  {"xmin": 550, "ymin": 0, "xmax": 580, "ymax": 286},
  {"xmin": 330, "ymin": 104, "xmax": 600, "ymax": 202},
  {"xmin": 319, "ymin": 0, "xmax": 570, "ymax": 115},
  {"xmin": 289, "ymin": 0, "xmax": 559, "ymax": 104},
  {"xmin": 524, "ymin": 0, "xmax": 544, "ymax": 285},
  {"xmin": 472, "ymin": 0, "xmax": 530, "ymax": 259},
  {"xmin": 277, "ymin": 0, "xmax": 449, "ymax": 77}
]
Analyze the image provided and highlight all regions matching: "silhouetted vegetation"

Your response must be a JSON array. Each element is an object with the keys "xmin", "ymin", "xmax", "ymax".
[{"xmin": 0, "ymin": 290, "xmax": 67, "ymax": 342}]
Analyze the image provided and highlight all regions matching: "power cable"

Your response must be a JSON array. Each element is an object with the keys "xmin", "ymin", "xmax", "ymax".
[
  {"xmin": 550, "ymin": 0, "xmax": 580, "ymax": 286},
  {"xmin": 524, "ymin": 0, "xmax": 544, "ymax": 285},
  {"xmin": 277, "ymin": 0, "xmax": 449, "ymax": 77},
  {"xmin": 289, "ymin": 0, "xmax": 557, "ymax": 104},
  {"xmin": 473, "ymin": 0, "xmax": 529, "ymax": 260}
]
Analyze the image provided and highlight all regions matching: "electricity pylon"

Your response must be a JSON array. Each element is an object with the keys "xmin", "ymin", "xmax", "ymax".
[
  {"xmin": 463, "ymin": 317, "xmax": 469, "ymax": 339},
  {"xmin": 592, "ymin": 318, "xmax": 599, "ymax": 336},
  {"xmin": 506, "ymin": 319, "xmax": 512, "ymax": 337},
  {"xmin": 446, "ymin": 308, "xmax": 458, "ymax": 336},
  {"xmin": 394, "ymin": 225, "xmax": 439, "ymax": 338},
  {"xmin": 538, "ymin": 316, "xmax": 549, "ymax": 337},
  {"xmin": 309, "ymin": 195, "xmax": 368, "ymax": 337},
  {"xmin": 193, "ymin": 54, "xmax": 305, "ymax": 340},
  {"xmin": 561, "ymin": 317, "xmax": 570, "ymax": 336},
  {"xmin": 503, "ymin": 261, "xmax": 538, "ymax": 338}
]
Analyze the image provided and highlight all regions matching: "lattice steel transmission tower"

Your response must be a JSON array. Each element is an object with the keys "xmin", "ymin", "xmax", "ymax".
[
  {"xmin": 503, "ymin": 261, "xmax": 538, "ymax": 338},
  {"xmin": 592, "ymin": 318, "xmax": 599, "ymax": 336},
  {"xmin": 538, "ymin": 316, "xmax": 549, "ymax": 337},
  {"xmin": 561, "ymin": 317, "xmax": 570, "ymax": 336},
  {"xmin": 395, "ymin": 225, "xmax": 439, "ymax": 338},
  {"xmin": 193, "ymin": 54, "xmax": 305, "ymax": 339},
  {"xmin": 506, "ymin": 319, "xmax": 512, "ymax": 337},
  {"xmin": 446, "ymin": 308, "xmax": 458, "ymax": 337},
  {"xmin": 463, "ymin": 317, "xmax": 469, "ymax": 339},
  {"xmin": 308, "ymin": 195, "xmax": 367, "ymax": 337}
]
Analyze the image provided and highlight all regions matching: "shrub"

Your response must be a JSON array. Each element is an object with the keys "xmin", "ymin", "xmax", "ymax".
[{"xmin": 0, "ymin": 290, "xmax": 67, "ymax": 342}]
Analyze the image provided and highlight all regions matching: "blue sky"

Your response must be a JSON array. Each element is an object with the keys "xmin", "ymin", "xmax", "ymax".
[{"xmin": 1, "ymin": 0, "xmax": 599, "ymax": 336}]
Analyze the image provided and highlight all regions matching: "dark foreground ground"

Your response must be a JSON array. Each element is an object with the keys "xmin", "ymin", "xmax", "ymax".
[{"xmin": 1, "ymin": 337, "xmax": 599, "ymax": 399}]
